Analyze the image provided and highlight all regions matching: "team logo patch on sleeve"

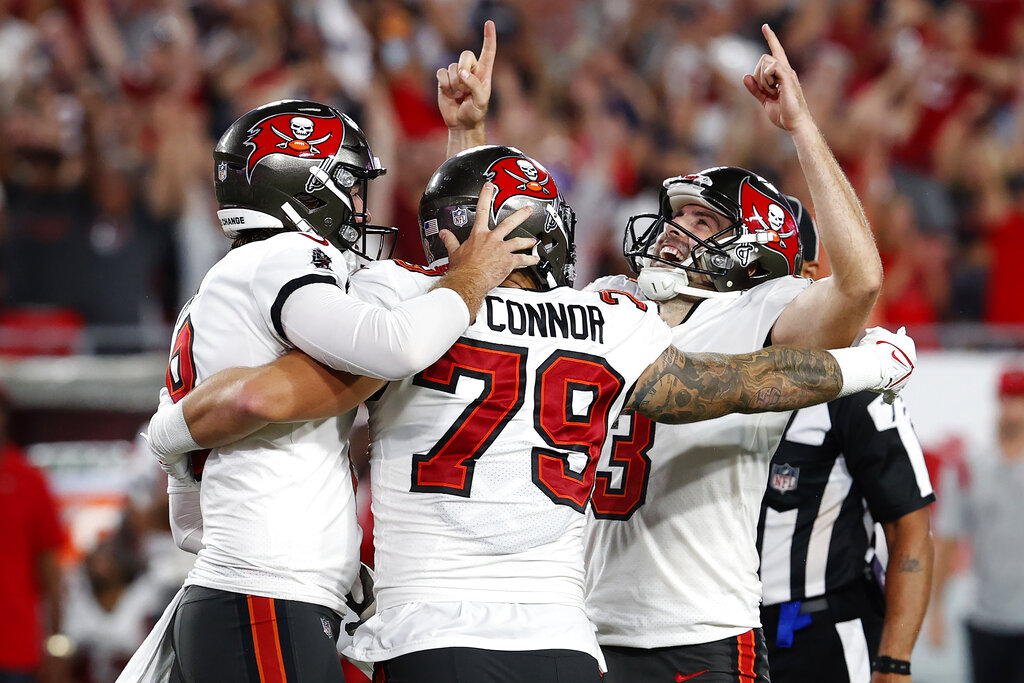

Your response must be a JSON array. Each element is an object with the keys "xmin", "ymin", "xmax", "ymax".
[
  {"xmin": 311, "ymin": 248, "xmax": 332, "ymax": 269},
  {"xmin": 770, "ymin": 463, "xmax": 800, "ymax": 493}
]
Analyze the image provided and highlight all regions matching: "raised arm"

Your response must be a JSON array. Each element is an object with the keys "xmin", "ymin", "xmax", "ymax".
[
  {"xmin": 438, "ymin": 21, "xmax": 495, "ymax": 157},
  {"xmin": 744, "ymin": 24, "xmax": 883, "ymax": 348},
  {"xmin": 625, "ymin": 327, "xmax": 916, "ymax": 424}
]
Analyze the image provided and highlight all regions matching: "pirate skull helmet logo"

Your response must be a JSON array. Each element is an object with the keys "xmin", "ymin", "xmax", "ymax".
[{"xmin": 767, "ymin": 203, "xmax": 786, "ymax": 232}]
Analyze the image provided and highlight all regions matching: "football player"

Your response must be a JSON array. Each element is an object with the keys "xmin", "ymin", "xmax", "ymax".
[
  {"xmin": 138, "ymin": 100, "xmax": 538, "ymax": 683},
  {"xmin": 581, "ymin": 26, "xmax": 886, "ymax": 682},
  {"xmin": 437, "ymin": 22, "xmax": 886, "ymax": 682},
  {"xmin": 147, "ymin": 145, "xmax": 913, "ymax": 683}
]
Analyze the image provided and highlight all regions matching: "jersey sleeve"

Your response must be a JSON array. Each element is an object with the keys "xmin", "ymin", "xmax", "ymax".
[
  {"xmin": 835, "ymin": 393, "xmax": 936, "ymax": 523},
  {"xmin": 583, "ymin": 274, "xmax": 638, "ymax": 294},
  {"xmin": 347, "ymin": 260, "xmax": 439, "ymax": 309},
  {"xmin": 247, "ymin": 233, "xmax": 350, "ymax": 341},
  {"xmin": 272, "ymin": 253, "xmax": 469, "ymax": 381},
  {"xmin": 759, "ymin": 276, "xmax": 811, "ymax": 347}
]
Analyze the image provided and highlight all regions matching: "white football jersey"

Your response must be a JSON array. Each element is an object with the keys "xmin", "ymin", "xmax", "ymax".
[
  {"xmin": 346, "ymin": 262, "xmax": 672, "ymax": 661},
  {"xmin": 167, "ymin": 232, "xmax": 360, "ymax": 614},
  {"xmin": 583, "ymin": 274, "xmax": 809, "ymax": 648}
]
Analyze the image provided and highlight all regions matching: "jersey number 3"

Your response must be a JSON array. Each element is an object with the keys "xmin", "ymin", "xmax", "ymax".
[{"xmin": 411, "ymin": 338, "xmax": 624, "ymax": 512}]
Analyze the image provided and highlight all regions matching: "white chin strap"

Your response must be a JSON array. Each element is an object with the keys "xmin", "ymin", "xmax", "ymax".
[{"xmin": 637, "ymin": 262, "xmax": 742, "ymax": 301}]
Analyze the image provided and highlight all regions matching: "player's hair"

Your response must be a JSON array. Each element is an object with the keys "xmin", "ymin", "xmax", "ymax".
[{"xmin": 230, "ymin": 228, "xmax": 290, "ymax": 250}]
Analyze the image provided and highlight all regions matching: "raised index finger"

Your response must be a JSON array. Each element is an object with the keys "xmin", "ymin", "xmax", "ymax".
[
  {"xmin": 478, "ymin": 20, "xmax": 497, "ymax": 77},
  {"xmin": 762, "ymin": 24, "xmax": 789, "ymax": 65}
]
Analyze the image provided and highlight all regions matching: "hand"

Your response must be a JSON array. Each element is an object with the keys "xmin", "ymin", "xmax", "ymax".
[
  {"xmin": 144, "ymin": 389, "xmax": 198, "ymax": 483},
  {"xmin": 344, "ymin": 563, "xmax": 377, "ymax": 635},
  {"xmin": 442, "ymin": 181, "xmax": 539, "ymax": 290},
  {"xmin": 742, "ymin": 24, "xmax": 814, "ymax": 133},
  {"xmin": 437, "ymin": 20, "xmax": 496, "ymax": 131},
  {"xmin": 860, "ymin": 326, "xmax": 916, "ymax": 403}
]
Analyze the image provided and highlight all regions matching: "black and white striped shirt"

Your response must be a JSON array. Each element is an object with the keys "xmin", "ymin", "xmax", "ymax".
[{"xmin": 757, "ymin": 392, "xmax": 935, "ymax": 606}]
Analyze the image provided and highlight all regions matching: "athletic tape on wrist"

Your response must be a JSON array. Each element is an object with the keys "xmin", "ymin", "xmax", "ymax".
[
  {"xmin": 147, "ymin": 400, "xmax": 201, "ymax": 459},
  {"xmin": 828, "ymin": 346, "xmax": 883, "ymax": 397}
]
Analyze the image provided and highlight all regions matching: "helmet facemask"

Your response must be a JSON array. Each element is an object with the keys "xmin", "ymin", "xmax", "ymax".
[{"xmin": 624, "ymin": 168, "xmax": 802, "ymax": 299}]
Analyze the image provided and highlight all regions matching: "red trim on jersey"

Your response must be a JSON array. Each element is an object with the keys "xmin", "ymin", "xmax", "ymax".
[
  {"xmin": 247, "ymin": 595, "xmax": 288, "ymax": 683},
  {"xmin": 736, "ymin": 629, "xmax": 756, "ymax": 680},
  {"xmin": 393, "ymin": 259, "xmax": 447, "ymax": 276},
  {"xmin": 299, "ymin": 232, "xmax": 329, "ymax": 246}
]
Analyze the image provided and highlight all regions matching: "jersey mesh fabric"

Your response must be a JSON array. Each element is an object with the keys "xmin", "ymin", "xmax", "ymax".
[
  {"xmin": 173, "ymin": 233, "xmax": 360, "ymax": 613},
  {"xmin": 347, "ymin": 263, "xmax": 673, "ymax": 658},
  {"xmin": 583, "ymin": 274, "xmax": 809, "ymax": 648}
]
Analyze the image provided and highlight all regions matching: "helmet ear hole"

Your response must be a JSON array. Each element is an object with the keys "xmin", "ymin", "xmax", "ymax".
[{"xmin": 293, "ymin": 193, "xmax": 326, "ymax": 210}]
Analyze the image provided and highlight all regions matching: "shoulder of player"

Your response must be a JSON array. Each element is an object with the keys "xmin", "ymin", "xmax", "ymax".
[
  {"xmin": 349, "ymin": 259, "xmax": 442, "ymax": 287},
  {"xmin": 583, "ymin": 274, "xmax": 640, "ymax": 295},
  {"xmin": 744, "ymin": 274, "xmax": 810, "ymax": 303}
]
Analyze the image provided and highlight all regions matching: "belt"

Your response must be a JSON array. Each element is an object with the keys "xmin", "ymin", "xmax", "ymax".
[{"xmin": 797, "ymin": 597, "xmax": 829, "ymax": 615}]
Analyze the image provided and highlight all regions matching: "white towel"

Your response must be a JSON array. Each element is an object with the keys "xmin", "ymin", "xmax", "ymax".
[{"xmin": 116, "ymin": 586, "xmax": 185, "ymax": 683}]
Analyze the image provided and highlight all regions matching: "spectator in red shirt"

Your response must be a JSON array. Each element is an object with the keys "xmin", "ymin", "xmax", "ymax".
[{"xmin": 0, "ymin": 388, "xmax": 66, "ymax": 683}]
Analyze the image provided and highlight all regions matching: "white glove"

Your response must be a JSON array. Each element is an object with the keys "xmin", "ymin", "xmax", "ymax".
[{"xmin": 859, "ymin": 326, "xmax": 916, "ymax": 403}]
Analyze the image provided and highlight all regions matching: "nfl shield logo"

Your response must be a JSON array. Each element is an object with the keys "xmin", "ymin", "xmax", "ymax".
[
  {"xmin": 451, "ymin": 206, "xmax": 469, "ymax": 227},
  {"xmin": 770, "ymin": 463, "xmax": 800, "ymax": 493},
  {"xmin": 320, "ymin": 616, "xmax": 333, "ymax": 639},
  {"xmin": 218, "ymin": 161, "xmax": 228, "ymax": 182}
]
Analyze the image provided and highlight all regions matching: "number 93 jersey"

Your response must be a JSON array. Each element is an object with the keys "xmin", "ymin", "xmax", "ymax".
[{"xmin": 348, "ymin": 261, "xmax": 672, "ymax": 611}]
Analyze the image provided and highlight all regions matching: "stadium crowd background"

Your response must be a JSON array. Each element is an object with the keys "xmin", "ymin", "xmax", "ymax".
[{"xmin": 0, "ymin": 0, "xmax": 1021, "ymax": 681}]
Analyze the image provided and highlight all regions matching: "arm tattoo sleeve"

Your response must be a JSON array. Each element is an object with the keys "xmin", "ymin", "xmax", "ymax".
[{"xmin": 625, "ymin": 345, "xmax": 843, "ymax": 424}]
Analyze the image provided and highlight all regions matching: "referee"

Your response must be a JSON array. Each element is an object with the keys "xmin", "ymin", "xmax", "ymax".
[{"xmin": 756, "ymin": 199, "xmax": 935, "ymax": 683}]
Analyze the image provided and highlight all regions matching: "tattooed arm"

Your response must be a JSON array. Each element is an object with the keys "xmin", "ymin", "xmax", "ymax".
[
  {"xmin": 874, "ymin": 508, "xmax": 933, "ymax": 681},
  {"xmin": 624, "ymin": 345, "xmax": 843, "ymax": 424}
]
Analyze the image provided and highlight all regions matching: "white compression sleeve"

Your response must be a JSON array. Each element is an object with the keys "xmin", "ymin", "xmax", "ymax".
[
  {"xmin": 280, "ymin": 283, "xmax": 470, "ymax": 381},
  {"xmin": 167, "ymin": 478, "xmax": 204, "ymax": 554},
  {"xmin": 828, "ymin": 346, "xmax": 884, "ymax": 397}
]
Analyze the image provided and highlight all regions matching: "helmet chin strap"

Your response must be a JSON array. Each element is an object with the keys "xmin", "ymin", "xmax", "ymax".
[{"xmin": 637, "ymin": 264, "xmax": 742, "ymax": 301}]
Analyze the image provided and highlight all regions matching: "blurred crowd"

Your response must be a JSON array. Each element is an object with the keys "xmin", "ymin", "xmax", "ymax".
[
  {"xmin": 2, "ymin": 3, "xmax": 1024, "ymax": 679},
  {"xmin": 1, "ymin": 0, "xmax": 1023, "ymax": 353}
]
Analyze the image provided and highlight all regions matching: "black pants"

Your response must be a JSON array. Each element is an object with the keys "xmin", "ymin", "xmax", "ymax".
[
  {"xmin": 761, "ymin": 591, "xmax": 883, "ymax": 683},
  {"xmin": 373, "ymin": 647, "xmax": 601, "ymax": 683},
  {"xmin": 172, "ymin": 585, "xmax": 344, "ymax": 683},
  {"xmin": 967, "ymin": 623, "xmax": 1024, "ymax": 683},
  {"xmin": 601, "ymin": 629, "xmax": 770, "ymax": 683}
]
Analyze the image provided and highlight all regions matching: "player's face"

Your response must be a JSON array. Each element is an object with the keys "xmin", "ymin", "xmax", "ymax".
[
  {"xmin": 350, "ymin": 183, "xmax": 370, "ymax": 224},
  {"xmin": 650, "ymin": 204, "xmax": 728, "ymax": 272}
]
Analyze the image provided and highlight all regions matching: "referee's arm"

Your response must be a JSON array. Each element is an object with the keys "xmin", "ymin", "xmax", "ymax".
[{"xmin": 876, "ymin": 507, "xmax": 933, "ymax": 681}]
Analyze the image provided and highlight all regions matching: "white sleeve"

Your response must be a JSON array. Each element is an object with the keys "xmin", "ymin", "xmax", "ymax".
[
  {"xmin": 280, "ymin": 282, "xmax": 470, "ymax": 381},
  {"xmin": 167, "ymin": 478, "xmax": 204, "ymax": 554}
]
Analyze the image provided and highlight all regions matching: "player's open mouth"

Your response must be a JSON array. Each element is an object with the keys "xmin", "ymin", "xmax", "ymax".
[{"xmin": 659, "ymin": 245, "xmax": 686, "ymax": 263}]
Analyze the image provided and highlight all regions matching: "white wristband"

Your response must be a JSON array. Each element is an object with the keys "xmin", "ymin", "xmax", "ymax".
[
  {"xmin": 147, "ymin": 399, "xmax": 201, "ymax": 459},
  {"xmin": 828, "ymin": 347, "xmax": 884, "ymax": 397}
]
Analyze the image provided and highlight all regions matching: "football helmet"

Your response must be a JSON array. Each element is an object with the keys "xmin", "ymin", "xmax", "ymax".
[
  {"xmin": 418, "ymin": 145, "xmax": 577, "ymax": 289},
  {"xmin": 213, "ymin": 99, "xmax": 396, "ymax": 258},
  {"xmin": 624, "ymin": 166, "xmax": 802, "ymax": 300}
]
